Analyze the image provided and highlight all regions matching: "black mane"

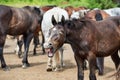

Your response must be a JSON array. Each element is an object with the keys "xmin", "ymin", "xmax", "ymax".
[{"xmin": 64, "ymin": 18, "xmax": 91, "ymax": 30}]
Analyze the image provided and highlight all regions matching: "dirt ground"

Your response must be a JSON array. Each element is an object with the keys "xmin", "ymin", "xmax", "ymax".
[{"xmin": 0, "ymin": 37, "xmax": 118, "ymax": 80}]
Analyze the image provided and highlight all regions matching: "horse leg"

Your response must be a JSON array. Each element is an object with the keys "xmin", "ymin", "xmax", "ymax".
[
  {"xmin": 52, "ymin": 51, "xmax": 60, "ymax": 71},
  {"xmin": 41, "ymin": 31, "xmax": 45, "ymax": 54},
  {"xmin": 111, "ymin": 50, "xmax": 120, "ymax": 69},
  {"xmin": 96, "ymin": 57, "xmax": 104, "ymax": 75},
  {"xmin": 88, "ymin": 51, "xmax": 97, "ymax": 80},
  {"xmin": 59, "ymin": 47, "xmax": 64, "ymax": 68},
  {"xmin": 33, "ymin": 35, "xmax": 40, "ymax": 55},
  {"xmin": 0, "ymin": 35, "xmax": 10, "ymax": 71},
  {"xmin": 74, "ymin": 55, "xmax": 84, "ymax": 80},
  {"xmin": 83, "ymin": 60, "xmax": 87, "ymax": 70},
  {"xmin": 17, "ymin": 35, "xmax": 23, "ymax": 58},
  {"xmin": 22, "ymin": 33, "xmax": 33, "ymax": 68},
  {"xmin": 46, "ymin": 57, "xmax": 52, "ymax": 71}
]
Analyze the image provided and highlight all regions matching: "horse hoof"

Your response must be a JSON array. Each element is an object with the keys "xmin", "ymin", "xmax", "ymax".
[
  {"xmin": 46, "ymin": 68, "xmax": 52, "ymax": 72},
  {"xmin": 53, "ymin": 68, "xmax": 60, "ymax": 72},
  {"xmin": 3, "ymin": 66, "xmax": 10, "ymax": 71},
  {"xmin": 33, "ymin": 53, "xmax": 37, "ymax": 56},
  {"xmin": 18, "ymin": 54, "xmax": 23, "ymax": 58},
  {"xmin": 22, "ymin": 63, "xmax": 30, "ymax": 69},
  {"xmin": 98, "ymin": 72, "xmax": 103, "ymax": 76}
]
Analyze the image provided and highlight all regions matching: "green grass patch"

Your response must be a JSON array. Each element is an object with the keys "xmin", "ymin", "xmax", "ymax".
[{"xmin": 0, "ymin": 0, "xmax": 118, "ymax": 9}]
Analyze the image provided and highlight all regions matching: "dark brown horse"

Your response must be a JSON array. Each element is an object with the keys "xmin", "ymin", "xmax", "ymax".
[
  {"xmin": 15, "ymin": 5, "xmax": 56, "ymax": 58},
  {"xmin": 83, "ymin": 9, "xmax": 110, "ymax": 75},
  {"xmin": 15, "ymin": 5, "xmax": 57, "ymax": 57},
  {"xmin": 44, "ymin": 15, "xmax": 120, "ymax": 80},
  {"xmin": 0, "ymin": 5, "xmax": 42, "ymax": 70}
]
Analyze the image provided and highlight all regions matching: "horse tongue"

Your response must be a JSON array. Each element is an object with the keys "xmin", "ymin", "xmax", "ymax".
[{"xmin": 48, "ymin": 52, "xmax": 53, "ymax": 57}]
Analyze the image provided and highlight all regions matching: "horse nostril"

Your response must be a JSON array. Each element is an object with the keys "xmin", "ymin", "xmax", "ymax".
[{"xmin": 49, "ymin": 43, "xmax": 52, "ymax": 46}]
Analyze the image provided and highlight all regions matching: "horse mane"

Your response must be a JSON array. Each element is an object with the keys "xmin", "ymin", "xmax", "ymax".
[
  {"xmin": 42, "ymin": 5, "xmax": 57, "ymax": 8},
  {"xmin": 64, "ymin": 18, "xmax": 87, "ymax": 30},
  {"xmin": 95, "ymin": 10, "xmax": 103, "ymax": 21},
  {"xmin": 23, "ymin": 6, "xmax": 41, "ymax": 15}
]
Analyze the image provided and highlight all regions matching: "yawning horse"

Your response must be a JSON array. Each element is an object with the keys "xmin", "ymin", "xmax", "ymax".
[
  {"xmin": 0, "ymin": 5, "xmax": 42, "ymax": 70},
  {"xmin": 41, "ymin": 7, "xmax": 69, "ymax": 71},
  {"xmin": 44, "ymin": 16, "xmax": 120, "ymax": 80}
]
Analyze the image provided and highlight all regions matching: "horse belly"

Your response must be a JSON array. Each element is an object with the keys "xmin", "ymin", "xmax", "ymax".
[
  {"xmin": 97, "ymin": 40, "xmax": 119, "ymax": 57},
  {"xmin": 8, "ymin": 25, "xmax": 29, "ymax": 35}
]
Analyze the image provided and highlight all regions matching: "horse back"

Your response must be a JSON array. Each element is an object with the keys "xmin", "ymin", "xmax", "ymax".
[
  {"xmin": 93, "ymin": 16, "xmax": 120, "ymax": 56},
  {"xmin": 10, "ymin": 7, "xmax": 32, "ymax": 27},
  {"xmin": 0, "ymin": 5, "xmax": 12, "ymax": 27},
  {"xmin": 8, "ymin": 6, "xmax": 39, "ymax": 35}
]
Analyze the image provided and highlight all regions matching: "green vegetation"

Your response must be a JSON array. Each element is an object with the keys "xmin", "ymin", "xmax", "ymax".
[{"xmin": 0, "ymin": 0, "xmax": 118, "ymax": 9}]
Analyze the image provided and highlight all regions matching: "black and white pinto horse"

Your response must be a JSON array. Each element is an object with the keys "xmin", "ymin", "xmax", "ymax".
[
  {"xmin": 0, "ymin": 5, "xmax": 42, "ymax": 70},
  {"xmin": 41, "ymin": 7, "xmax": 69, "ymax": 71},
  {"xmin": 104, "ymin": 7, "xmax": 120, "ymax": 16}
]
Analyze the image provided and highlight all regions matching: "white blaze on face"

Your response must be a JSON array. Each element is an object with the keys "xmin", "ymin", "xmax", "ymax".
[
  {"xmin": 45, "ymin": 27, "xmax": 57, "ymax": 47},
  {"xmin": 53, "ymin": 27, "xmax": 57, "ymax": 31}
]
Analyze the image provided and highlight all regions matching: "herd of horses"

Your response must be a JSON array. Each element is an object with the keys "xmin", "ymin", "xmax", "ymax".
[{"xmin": 0, "ymin": 4, "xmax": 120, "ymax": 80}]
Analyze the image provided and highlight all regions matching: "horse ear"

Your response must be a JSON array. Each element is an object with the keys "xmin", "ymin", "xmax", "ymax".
[
  {"xmin": 34, "ymin": 7, "xmax": 41, "ymax": 15},
  {"xmin": 52, "ymin": 15, "xmax": 57, "ymax": 26},
  {"xmin": 61, "ymin": 15, "xmax": 65, "ymax": 25}
]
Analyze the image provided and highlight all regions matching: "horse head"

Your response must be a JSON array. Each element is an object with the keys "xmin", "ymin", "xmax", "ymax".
[
  {"xmin": 44, "ymin": 15, "xmax": 66, "ymax": 57},
  {"xmin": 23, "ymin": 6, "xmax": 43, "ymax": 24}
]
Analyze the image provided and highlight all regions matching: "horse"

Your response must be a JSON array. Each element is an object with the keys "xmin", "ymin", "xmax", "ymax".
[
  {"xmin": 44, "ymin": 16, "xmax": 120, "ymax": 80},
  {"xmin": 84, "ymin": 9, "xmax": 110, "ymax": 75},
  {"xmin": 41, "ymin": 7, "xmax": 69, "ymax": 71},
  {"xmin": 70, "ymin": 9, "xmax": 110, "ymax": 20},
  {"xmin": 70, "ymin": 9, "xmax": 90, "ymax": 19},
  {"xmin": 64, "ymin": 6, "xmax": 87, "ymax": 18},
  {"xmin": 104, "ymin": 7, "xmax": 120, "ymax": 16},
  {"xmin": 15, "ymin": 23, "xmax": 41, "ymax": 58},
  {"xmin": 15, "ymin": 5, "xmax": 57, "ymax": 57},
  {"xmin": 71, "ymin": 9, "xmax": 110, "ymax": 75},
  {"xmin": 0, "ymin": 5, "xmax": 42, "ymax": 70},
  {"xmin": 85, "ymin": 9, "xmax": 110, "ymax": 20}
]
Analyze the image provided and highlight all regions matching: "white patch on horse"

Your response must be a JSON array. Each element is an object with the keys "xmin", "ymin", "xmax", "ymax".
[{"xmin": 53, "ymin": 28, "xmax": 57, "ymax": 31}]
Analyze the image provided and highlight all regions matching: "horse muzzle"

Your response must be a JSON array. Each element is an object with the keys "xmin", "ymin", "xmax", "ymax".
[{"xmin": 44, "ymin": 42, "xmax": 54, "ymax": 57}]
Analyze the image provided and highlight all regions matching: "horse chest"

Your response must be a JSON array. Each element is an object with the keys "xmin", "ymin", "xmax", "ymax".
[
  {"xmin": 70, "ymin": 41, "xmax": 90, "ymax": 58},
  {"xmin": 97, "ymin": 39, "xmax": 120, "ymax": 56}
]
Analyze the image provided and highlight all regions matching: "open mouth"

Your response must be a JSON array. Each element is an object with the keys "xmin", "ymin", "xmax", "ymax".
[{"xmin": 45, "ymin": 47, "xmax": 54, "ymax": 57}]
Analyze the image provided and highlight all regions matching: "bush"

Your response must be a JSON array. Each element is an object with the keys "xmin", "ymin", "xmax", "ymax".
[{"xmin": 0, "ymin": 0, "xmax": 117, "ymax": 9}]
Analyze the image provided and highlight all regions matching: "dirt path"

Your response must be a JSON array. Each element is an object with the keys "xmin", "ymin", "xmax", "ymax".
[{"xmin": 0, "ymin": 38, "xmax": 117, "ymax": 80}]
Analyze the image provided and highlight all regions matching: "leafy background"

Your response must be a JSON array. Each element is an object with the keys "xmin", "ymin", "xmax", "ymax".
[{"xmin": 0, "ymin": 0, "xmax": 119, "ymax": 9}]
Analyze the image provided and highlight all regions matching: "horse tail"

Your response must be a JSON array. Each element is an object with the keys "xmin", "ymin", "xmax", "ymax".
[
  {"xmin": 95, "ymin": 10, "xmax": 103, "ymax": 21},
  {"xmin": 107, "ymin": 65, "xmax": 120, "ymax": 80},
  {"xmin": 116, "ymin": 66, "xmax": 120, "ymax": 80}
]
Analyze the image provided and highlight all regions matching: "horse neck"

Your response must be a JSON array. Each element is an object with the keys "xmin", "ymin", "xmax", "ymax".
[{"xmin": 65, "ymin": 19, "xmax": 96, "ymax": 44}]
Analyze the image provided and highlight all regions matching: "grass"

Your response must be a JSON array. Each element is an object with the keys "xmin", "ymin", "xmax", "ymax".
[{"xmin": 0, "ymin": 0, "xmax": 117, "ymax": 8}]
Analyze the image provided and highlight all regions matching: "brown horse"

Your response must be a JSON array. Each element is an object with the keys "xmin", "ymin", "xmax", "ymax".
[
  {"xmin": 64, "ymin": 6, "xmax": 87, "ymax": 18},
  {"xmin": 0, "ymin": 5, "xmax": 42, "ymax": 70},
  {"xmin": 44, "ymin": 16, "xmax": 120, "ymax": 80},
  {"xmin": 83, "ymin": 9, "xmax": 110, "ymax": 75},
  {"xmin": 85, "ymin": 9, "xmax": 110, "ymax": 20}
]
